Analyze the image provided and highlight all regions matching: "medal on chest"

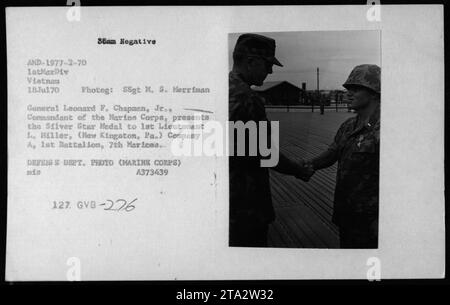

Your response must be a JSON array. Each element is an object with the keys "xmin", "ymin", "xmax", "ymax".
[{"xmin": 356, "ymin": 135, "xmax": 365, "ymax": 148}]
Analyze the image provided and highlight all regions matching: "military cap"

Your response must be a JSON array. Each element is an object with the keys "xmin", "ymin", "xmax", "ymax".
[
  {"xmin": 343, "ymin": 64, "xmax": 381, "ymax": 94},
  {"xmin": 233, "ymin": 33, "xmax": 283, "ymax": 67}
]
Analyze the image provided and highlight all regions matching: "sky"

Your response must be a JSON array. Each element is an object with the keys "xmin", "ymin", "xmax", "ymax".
[{"xmin": 228, "ymin": 30, "xmax": 381, "ymax": 91}]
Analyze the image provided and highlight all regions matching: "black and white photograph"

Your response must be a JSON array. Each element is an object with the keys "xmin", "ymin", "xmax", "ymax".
[{"xmin": 228, "ymin": 31, "xmax": 381, "ymax": 249}]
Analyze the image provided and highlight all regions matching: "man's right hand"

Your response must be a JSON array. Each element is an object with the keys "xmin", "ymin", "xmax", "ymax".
[{"xmin": 295, "ymin": 160, "xmax": 315, "ymax": 182}]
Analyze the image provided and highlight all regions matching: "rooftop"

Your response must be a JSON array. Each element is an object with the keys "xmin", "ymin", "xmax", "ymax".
[{"xmin": 253, "ymin": 81, "xmax": 300, "ymax": 91}]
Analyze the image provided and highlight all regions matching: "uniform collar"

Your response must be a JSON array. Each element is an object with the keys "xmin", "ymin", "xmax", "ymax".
[
  {"xmin": 367, "ymin": 104, "xmax": 380, "ymax": 128},
  {"xmin": 230, "ymin": 70, "xmax": 251, "ymax": 87},
  {"xmin": 351, "ymin": 104, "xmax": 380, "ymax": 136}
]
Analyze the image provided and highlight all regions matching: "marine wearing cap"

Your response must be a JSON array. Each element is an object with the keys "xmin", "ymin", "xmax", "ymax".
[
  {"xmin": 228, "ymin": 33, "xmax": 313, "ymax": 247},
  {"xmin": 233, "ymin": 33, "xmax": 283, "ymax": 67}
]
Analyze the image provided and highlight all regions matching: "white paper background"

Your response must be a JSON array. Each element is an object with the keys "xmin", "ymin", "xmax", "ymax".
[{"xmin": 6, "ymin": 5, "xmax": 445, "ymax": 280}]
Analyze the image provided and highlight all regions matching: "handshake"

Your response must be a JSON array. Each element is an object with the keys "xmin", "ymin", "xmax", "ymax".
[{"xmin": 294, "ymin": 159, "xmax": 315, "ymax": 182}]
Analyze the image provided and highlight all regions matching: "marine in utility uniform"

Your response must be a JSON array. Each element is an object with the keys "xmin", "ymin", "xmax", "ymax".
[
  {"xmin": 309, "ymin": 64, "xmax": 381, "ymax": 248},
  {"xmin": 229, "ymin": 33, "xmax": 314, "ymax": 247}
]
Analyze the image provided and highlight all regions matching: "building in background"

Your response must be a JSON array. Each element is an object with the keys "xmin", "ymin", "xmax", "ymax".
[
  {"xmin": 253, "ymin": 81, "xmax": 302, "ymax": 106},
  {"xmin": 254, "ymin": 81, "xmax": 349, "ymax": 107}
]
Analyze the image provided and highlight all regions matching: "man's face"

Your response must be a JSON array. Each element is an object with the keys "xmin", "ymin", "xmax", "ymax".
[
  {"xmin": 347, "ymin": 86, "xmax": 375, "ymax": 110},
  {"xmin": 247, "ymin": 56, "xmax": 273, "ymax": 86}
]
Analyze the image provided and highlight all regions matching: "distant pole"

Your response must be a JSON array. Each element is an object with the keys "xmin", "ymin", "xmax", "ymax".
[
  {"xmin": 317, "ymin": 67, "xmax": 319, "ymax": 113},
  {"xmin": 336, "ymin": 92, "xmax": 338, "ymax": 112},
  {"xmin": 317, "ymin": 67, "xmax": 319, "ymax": 92},
  {"xmin": 317, "ymin": 67, "xmax": 324, "ymax": 115},
  {"xmin": 302, "ymin": 82, "xmax": 306, "ymax": 105},
  {"xmin": 313, "ymin": 68, "xmax": 319, "ymax": 113}
]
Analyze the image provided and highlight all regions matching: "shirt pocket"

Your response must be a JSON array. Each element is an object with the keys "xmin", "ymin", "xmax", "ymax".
[
  {"xmin": 350, "ymin": 139, "xmax": 378, "ymax": 169},
  {"xmin": 356, "ymin": 141, "xmax": 376, "ymax": 153}
]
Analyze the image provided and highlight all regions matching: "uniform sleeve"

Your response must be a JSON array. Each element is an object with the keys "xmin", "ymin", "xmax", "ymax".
[
  {"xmin": 229, "ymin": 92, "xmax": 268, "ymax": 122},
  {"xmin": 311, "ymin": 120, "xmax": 347, "ymax": 170}
]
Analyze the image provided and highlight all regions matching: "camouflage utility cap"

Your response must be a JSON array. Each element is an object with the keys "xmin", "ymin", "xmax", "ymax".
[
  {"xmin": 343, "ymin": 64, "xmax": 381, "ymax": 94},
  {"xmin": 233, "ymin": 33, "xmax": 283, "ymax": 67}
]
